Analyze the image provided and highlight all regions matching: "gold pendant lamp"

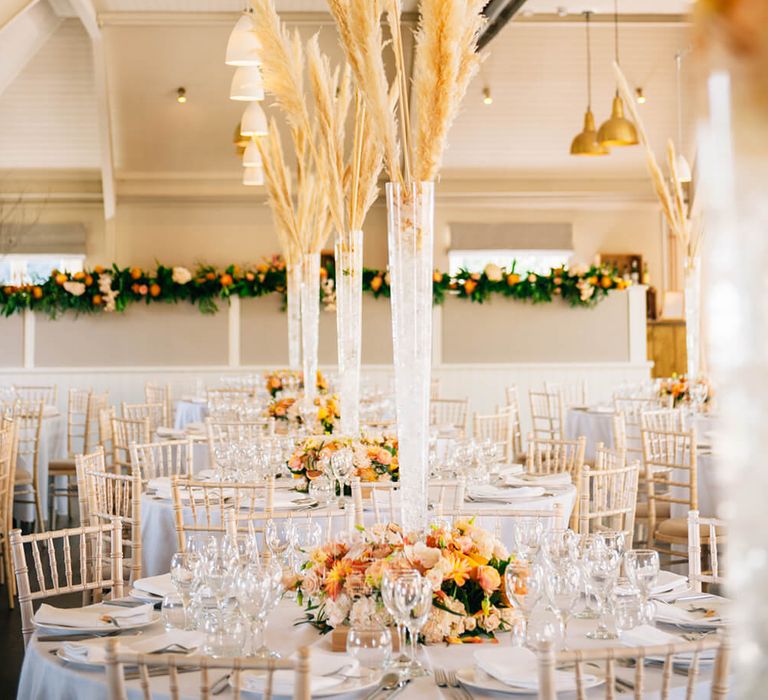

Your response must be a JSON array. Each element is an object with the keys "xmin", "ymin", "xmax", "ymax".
[
  {"xmin": 571, "ymin": 11, "xmax": 608, "ymax": 156},
  {"xmin": 597, "ymin": 0, "xmax": 638, "ymax": 147}
]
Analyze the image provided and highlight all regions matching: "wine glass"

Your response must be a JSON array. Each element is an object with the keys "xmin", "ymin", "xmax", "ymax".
[
  {"xmin": 624, "ymin": 549, "xmax": 660, "ymax": 624},
  {"xmin": 291, "ymin": 520, "xmax": 322, "ymax": 572},
  {"xmin": 170, "ymin": 552, "xmax": 196, "ymax": 630},
  {"xmin": 545, "ymin": 560, "xmax": 581, "ymax": 646},
  {"xmin": 393, "ymin": 573, "xmax": 432, "ymax": 678},
  {"xmin": 584, "ymin": 547, "xmax": 621, "ymax": 640},
  {"xmin": 329, "ymin": 449, "xmax": 354, "ymax": 506},
  {"xmin": 381, "ymin": 566, "xmax": 418, "ymax": 669},
  {"xmin": 346, "ymin": 623, "xmax": 393, "ymax": 678},
  {"xmin": 235, "ymin": 564, "xmax": 282, "ymax": 658},
  {"xmin": 504, "ymin": 559, "xmax": 545, "ymax": 647},
  {"xmin": 266, "ymin": 519, "xmax": 295, "ymax": 570}
]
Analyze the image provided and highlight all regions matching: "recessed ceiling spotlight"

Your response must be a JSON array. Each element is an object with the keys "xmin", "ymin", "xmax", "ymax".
[
  {"xmin": 635, "ymin": 86, "xmax": 646, "ymax": 104},
  {"xmin": 556, "ymin": 6, "xmax": 568, "ymax": 17},
  {"xmin": 482, "ymin": 86, "xmax": 493, "ymax": 105},
  {"xmin": 176, "ymin": 87, "xmax": 187, "ymax": 104}
]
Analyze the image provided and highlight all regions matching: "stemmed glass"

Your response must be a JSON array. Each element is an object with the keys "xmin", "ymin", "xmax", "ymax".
[
  {"xmin": 170, "ymin": 552, "xmax": 196, "ymax": 630},
  {"xmin": 291, "ymin": 520, "xmax": 322, "ymax": 573},
  {"xmin": 266, "ymin": 519, "xmax": 295, "ymax": 572},
  {"xmin": 624, "ymin": 549, "xmax": 660, "ymax": 624},
  {"xmin": 691, "ymin": 378, "xmax": 709, "ymax": 413},
  {"xmin": 235, "ymin": 563, "xmax": 283, "ymax": 658},
  {"xmin": 545, "ymin": 560, "xmax": 581, "ymax": 647},
  {"xmin": 504, "ymin": 559, "xmax": 545, "ymax": 647},
  {"xmin": 329, "ymin": 449, "xmax": 354, "ymax": 507},
  {"xmin": 584, "ymin": 546, "xmax": 621, "ymax": 640},
  {"xmin": 381, "ymin": 566, "xmax": 418, "ymax": 669},
  {"xmin": 393, "ymin": 573, "xmax": 432, "ymax": 678},
  {"xmin": 346, "ymin": 623, "xmax": 393, "ymax": 678}
]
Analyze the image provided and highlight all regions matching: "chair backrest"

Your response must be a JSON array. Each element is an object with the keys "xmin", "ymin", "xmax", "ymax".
[
  {"xmin": 614, "ymin": 396, "xmax": 674, "ymax": 461},
  {"xmin": 428, "ymin": 478, "xmax": 466, "ymax": 513},
  {"xmin": 497, "ymin": 403, "xmax": 524, "ymax": 460},
  {"xmin": 206, "ymin": 419, "xmax": 272, "ymax": 467},
  {"xmin": 537, "ymin": 635, "xmax": 730, "ymax": 700},
  {"xmin": 144, "ymin": 382, "xmax": 172, "ymax": 428},
  {"xmin": 121, "ymin": 402, "xmax": 164, "ymax": 434},
  {"xmin": 526, "ymin": 435, "xmax": 585, "ymax": 477},
  {"xmin": 579, "ymin": 461, "xmax": 639, "ymax": 542},
  {"xmin": 111, "ymin": 416, "xmax": 151, "ymax": 473},
  {"xmin": 351, "ymin": 478, "xmax": 400, "ymax": 527},
  {"xmin": 13, "ymin": 384, "xmax": 57, "ymax": 405},
  {"xmin": 63, "ymin": 388, "xmax": 91, "ymax": 458},
  {"xmin": 594, "ymin": 442, "xmax": 626, "ymax": 470},
  {"xmin": 472, "ymin": 411, "xmax": 514, "ymax": 462},
  {"xmin": 544, "ymin": 380, "xmax": 588, "ymax": 408},
  {"xmin": 10, "ymin": 521, "xmax": 124, "ymax": 646},
  {"xmin": 9, "ymin": 399, "xmax": 43, "ymax": 473},
  {"xmin": 430, "ymin": 398, "xmax": 469, "ymax": 436},
  {"xmin": 529, "ymin": 389, "xmax": 564, "ymax": 441},
  {"xmin": 0, "ymin": 421, "xmax": 16, "ymax": 547},
  {"xmin": 85, "ymin": 392, "xmax": 110, "ymax": 454},
  {"xmin": 105, "ymin": 641, "xmax": 311, "ymax": 700},
  {"xmin": 641, "ymin": 407, "xmax": 688, "ymax": 433},
  {"xmin": 688, "ymin": 509, "xmax": 726, "ymax": 592},
  {"xmin": 171, "ymin": 477, "xmax": 275, "ymax": 551},
  {"xmin": 98, "ymin": 406, "xmax": 116, "ymax": 469},
  {"xmin": 641, "ymin": 427, "xmax": 698, "ymax": 546},
  {"xmin": 75, "ymin": 447, "xmax": 108, "ymax": 526},
  {"xmin": 79, "ymin": 453, "xmax": 142, "ymax": 583},
  {"xmin": 130, "ymin": 439, "xmax": 194, "ymax": 483}
]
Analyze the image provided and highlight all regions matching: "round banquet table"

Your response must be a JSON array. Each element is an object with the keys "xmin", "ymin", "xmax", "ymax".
[
  {"xmin": 174, "ymin": 399, "xmax": 208, "ymax": 430},
  {"xmin": 140, "ymin": 485, "xmax": 577, "ymax": 577},
  {"xmin": 17, "ymin": 598, "xmax": 722, "ymax": 700}
]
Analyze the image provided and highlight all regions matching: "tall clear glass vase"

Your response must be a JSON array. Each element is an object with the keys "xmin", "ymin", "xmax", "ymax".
[
  {"xmin": 300, "ymin": 253, "xmax": 320, "ymax": 422},
  {"xmin": 286, "ymin": 261, "xmax": 302, "ymax": 371},
  {"xmin": 386, "ymin": 181, "xmax": 435, "ymax": 533},
  {"xmin": 335, "ymin": 230, "xmax": 363, "ymax": 437},
  {"xmin": 684, "ymin": 256, "xmax": 701, "ymax": 383}
]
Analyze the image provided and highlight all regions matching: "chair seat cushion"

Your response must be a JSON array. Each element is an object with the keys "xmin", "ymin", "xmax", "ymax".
[
  {"xmin": 635, "ymin": 501, "xmax": 671, "ymax": 519},
  {"xmin": 656, "ymin": 517, "xmax": 726, "ymax": 541},
  {"xmin": 48, "ymin": 458, "xmax": 76, "ymax": 475},
  {"xmin": 14, "ymin": 469, "xmax": 32, "ymax": 485}
]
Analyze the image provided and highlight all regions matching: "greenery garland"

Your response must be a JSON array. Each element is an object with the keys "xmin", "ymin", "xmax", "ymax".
[{"xmin": 0, "ymin": 254, "xmax": 630, "ymax": 318}]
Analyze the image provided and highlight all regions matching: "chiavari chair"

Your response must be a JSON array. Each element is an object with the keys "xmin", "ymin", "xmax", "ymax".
[
  {"xmin": 594, "ymin": 442, "xmax": 626, "ymax": 470},
  {"xmin": 99, "ymin": 406, "xmax": 116, "ymax": 470},
  {"xmin": 430, "ymin": 398, "xmax": 469, "ymax": 436},
  {"xmin": 544, "ymin": 379, "xmax": 588, "ymax": 408},
  {"xmin": 121, "ymin": 402, "xmax": 165, "ymax": 435},
  {"xmin": 171, "ymin": 476, "xmax": 275, "ymax": 552},
  {"xmin": 472, "ymin": 411, "xmax": 514, "ymax": 462},
  {"xmin": 206, "ymin": 418, "xmax": 273, "ymax": 468},
  {"xmin": 428, "ymin": 478, "xmax": 466, "ymax": 513},
  {"xmin": 688, "ymin": 509, "xmax": 726, "ymax": 593},
  {"xmin": 111, "ymin": 415, "xmax": 151, "ymax": 474},
  {"xmin": 641, "ymin": 407, "xmax": 688, "ymax": 432},
  {"xmin": 9, "ymin": 398, "xmax": 45, "ymax": 530},
  {"xmin": 105, "ymin": 641, "xmax": 311, "ymax": 700},
  {"xmin": 437, "ymin": 503, "xmax": 566, "ymax": 540},
  {"xmin": 537, "ymin": 634, "xmax": 731, "ymax": 700},
  {"xmin": 502, "ymin": 385, "xmax": 525, "ymax": 460},
  {"xmin": 0, "ymin": 421, "xmax": 17, "ymax": 606},
  {"xmin": 351, "ymin": 479, "xmax": 400, "ymax": 527},
  {"xmin": 613, "ymin": 396, "xmax": 674, "ymax": 460},
  {"xmin": 10, "ymin": 520, "xmax": 124, "ymax": 647},
  {"xmin": 144, "ymin": 381, "xmax": 173, "ymax": 428},
  {"xmin": 130, "ymin": 439, "xmax": 194, "ymax": 484},
  {"xmin": 529, "ymin": 388, "xmax": 564, "ymax": 441},
  {"xmin": 578, "ymin": 461, "xmax": 639, "ymax": 543},
  {"xmin": 12, "ymin": 384, "xmax": 57, "ymax": 406}
]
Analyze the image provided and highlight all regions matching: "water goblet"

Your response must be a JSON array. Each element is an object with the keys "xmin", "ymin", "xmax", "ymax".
[
  {"xmin": 624, "ymin": 549, "xmax": 660, "ymax": 624},
  {"xmin": 504, "ymin": 559, "xmax": 545, "ymax": 647},
  {"xmin": 381, "ymin": 566, "xmax": 418, "ymax": 669},
  {"xmin": 584, "ymin": 547, "xmax": 621, "ymax": 640},
  {"xmin": 266, "ymin": 519, "xmax": 295, "ymax": 570},
  {"xmin": 346, "ymin": 623, "xmax": 393, "ymax": 678},
  {"xmin": 329, "ymin": 449, "xmax": 354, "ymax": 506},
  {"xmin": 545, "ymin": 560, "xmax": 581, "ymax": 646},
  {"xmin": 392, "ymin": 573, "xmax": 432, "ymax": 678},
  {"xmin": 235, "ymin": 564, "xmax": 283, "ymax": 659},
  {"xmin": 170, "ymin": 552, "xmax": 196, "ymax": 630}
]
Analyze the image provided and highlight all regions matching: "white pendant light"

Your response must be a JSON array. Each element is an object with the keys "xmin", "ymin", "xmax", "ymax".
[
  {"xmin": 225, "ymin": 13, "xmax": 261, "ymax": 66},
  {"xmin": 230, "ymin": 65, "xmax": 264, "ymax": 101},
  {"xmin": 242, "ymin": 140, "xmax": 262, "ymax": 168},
  {"xmin": 243, "ymin": 166, "xmax": 264, "ymax": 186},
  {"xmin": 240, "ymin": 102, "xmax": 268, "ymax": 137},
  {"xmin": 674, "ymin": 51, "xmax": 692, "ymax": 183}
]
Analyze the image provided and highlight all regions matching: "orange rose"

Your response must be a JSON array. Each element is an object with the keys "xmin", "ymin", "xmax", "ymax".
[
  {"xmin": 245, "ymin": 272, "xmax": 255, "ymax": 281},
  {"xmin": 601, "ymin": 275, "xmax": 612, "ymax": 289},
  {"xmin": 256, "ymin": 263, "xmax": 269, "ymax": 274},
  {"xmin": 220, "ymin": 274, "xmax": 233, "ymax": 287},
  {"xmin": 475, "ymin": 565, "xmax": 501, "ymax": 595},
  {"xmin": 506, "ymin": 273, "xmax": 520, "ymax": 286},
  {"xmin": 138, "ymin": 284, "xmax": 148, "ymax": 295},
  {"xmin": 84, "ymin": 274, "xmax": 93, "ymax": 286},
  {"xmin": 320, "ymin": 267, "xmax": 328, "ymax": 278},
  {"xmin": 32, "ymin": 286, "xmax": 43, "ymax": 299},
  {"xmin": 94, "ymin": 265, "xmax": 105, "ymax": 274},
  {"xmin": 130, "ymin": 267, "xmax": 142, "ymax": 280},
  {"xmin": 73, "ymin": 271, "xmax": 85, "ymax": 280},
  {"xmin": 554, "ymin": 286, "xmax": 562, "ymax": 295},
  {"xmin": 55, "ymin": 273, "xmax": 67, "ymax": 285},
  {"xmin": 205, "ymin": 272, "xmax": 216, "ymax": 281},
  {"xmin": 464, "ymin": 279, "xmax": 477, "ymax": 295},
  {"xmin": 131, "ymin": 283, "xmax": 140, "ymax": 293},
  {"xmin": 92, "ymin": 294, "xmax": 103, "ymax": 305},
  {"xmin": 149, "ymin": 283, "xmax": 161, "ymax": 297},
  {"xmin": 370, "ymin": 275, "xmax": 383, "ymax": 292},
  {"xmin": 588, "ymin": 275, "xmax": 598, "ymax": 286},
  {"xmin": 232, "ymin": 265, "xmax": 241, "ymax": 276},
  {"xmin": 433, "ymin": 271, "xmax": 443, "ymax": 283}
]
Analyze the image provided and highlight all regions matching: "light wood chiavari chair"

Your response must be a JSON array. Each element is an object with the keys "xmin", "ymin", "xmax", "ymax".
[
  {"xmin": 537, "ymin": 634, "xmax": 731, "ymax": 700},
  {"xmin": 144, "ymin": 382, "xmax": 173, "ymax": 428},
  {"xmin": 579, "ymin": 461, "xmax": 639, "ymax": 543},
  {"xmin": 641, "ymin": 407, "xmax": 688, "ymax": 432},
  {"xmin": 430, "ymin": 398, "xmax": 469, "ymax": 436},
  {"xmin": 613, "ymin": 396, "xmax": 674, "ymax": 460},
  {"xmin": 75, "ymin": 448, "xmax": 107, "ymax": 528},
  {"xmin": 688, "ymin": 509, "xmax": 726, "ymax": 593},
  {"xmin": 502, "ymin": 385, "xmax": 525, "ymax": 460},
  {"xmin": 472, "ymin": 411, "xmax": 514, "ymax": 462},
  {"xmin": 105, "ymin": 640, "xmax": 311, "ymax": 700},
  {"xmin": 9, "ymin": 399, "xmax": 45, "ymax": 530},
  {"xmin": 428, "ymin": 478, "xmax": 466, "ymax": 513},
  {"xmin": 206, "ymin": 418, "xmax": 273, "ymax": 468},
  {"xmin": 0, "ymin": 421, "xmax": 17, "ymax": 606},
  {"xmin": 529, "ymin": 388, "xmax": 564, "ymax": 441},
  {"xmin": 594, "ymin": 442, "xmax": 626, "ymax": 470},
  {"xmin": 351, "ymin": 478, "xmax": 399, "ymax": 527},
  {"xmin": 10, "ymin": 520, "xmax": 124, "ymax": 647},
  {"xmin": 111, "ymin": 415, "xmax": 151, "ymax": 473},
  {"xmin": 122, "ymin": 402, "xmax": 165, "ymax": 435},
  {"xmin": 544, "ymin": 379, "xmax": 588, "ymax": 408},
  {"xmin": 13, "ymin": 384, "xmax": 57, "ymax": 405},
  {"xmin": 130, "ymin": 439, "xmax": 194, "ymax": 484},
  {"xmin": 171, "ymin": 476, "xmax": 275, "ymax": 551},
  {"xmin": 99, "ymin": 406, "xmax": 116, "ymax": 470}
]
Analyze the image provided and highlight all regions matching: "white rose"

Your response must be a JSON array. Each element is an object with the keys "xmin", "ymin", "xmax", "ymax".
[
  {"xmin": 62, "ymin": 281, "xmax": 85, "ymax": 297},
  {"xmin": 326, "ymin": 595, "xmax": 351, "ymax": 628},
  {"xmin": 97, "ymin": 273, "xmax": 113, "ymax": 294},
  {"xmin": 349, "ymin": 597, "xmax": 379, "ymax": 627},
  {"xmin": 569, "ymin": 262, "xmax": 589, "ymax": 277},
  {"xmin": 172, "ymin": 266, "xmax": 192, "ymax": 284},
  {"xmin": 409, "ymin": 542, "xmax": 442, "ymax": 569},
  {"xmin": 527, "ymin": 273, "xmax": 537, "ymax": 283},
  {"xmin": 483, "ymin": 263, "xmax": 503, "ymax": 282},
  {"xmin": 425, "ymin": 568, "xmax": 444, "ymax": 591}
]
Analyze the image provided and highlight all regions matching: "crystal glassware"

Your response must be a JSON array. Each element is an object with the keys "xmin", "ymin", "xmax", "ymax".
[
  {"xmin": 381, "ymin": 566, "xmax": 418, "ymax": 669},
  {"xmin": 504, "ymin": 559, "xmax": 545, "ymax": 647},
  {"xmin": 392, "ymin": 572, "xmax": 432, "ymax": 678},
  {"xmin": 545, "ymin": 560, "xmax": 581, "ymax": 646},
  {"xmin": 346, "ymin": 623, "xmax": 393, "ymax": 677},
  {"xmin": 170, "ymin": 552, "xmax": 196, "ymax": 630},
  {"xmin": 161, "ymin": 593, "xmax": 186, "ymax": 630},
  {"xmin": 624, "ymin": 549, "xmax": 660, "ymax": 624},
  {"xmin": 584, "ymin": 547, "xmax": 621, "ymax": 640}
]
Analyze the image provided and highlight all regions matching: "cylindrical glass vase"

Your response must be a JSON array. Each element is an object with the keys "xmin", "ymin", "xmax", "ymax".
[
  {"xmin": 335, "ymin": 230, "xmax": 364, "ymax": 437},
  {"xmin": 300, "ymin": 252, "xmax": 320, "ymax": 421},
  {"xmin": 287, "ymin": 261, "xmax": 302, "ymax": 371},
  {"xmin": 684, "ymin": 256, "xmax": 701, "ymax": 383},
  {"xmin": 386, "ymin": 181, "xmax": 435, "ymax": 532}
]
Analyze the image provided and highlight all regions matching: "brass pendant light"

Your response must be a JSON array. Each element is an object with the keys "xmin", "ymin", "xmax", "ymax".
[
  {"xmin": 597, "ymin": 0, "xmax": 638, "ymax": 147},
  {"xmin": 571, "ymin": 11, "xmax": 608, "ymax": 156}
]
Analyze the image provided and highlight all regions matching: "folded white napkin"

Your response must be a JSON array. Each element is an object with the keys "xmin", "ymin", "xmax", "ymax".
[
  {"xmin": 35, "ymin": 603, "xmax": 154, "ymax": 629},
  {"xmin": 133, "ymin": 573, "xmax": 175, "ymax": 598},
  {"xmin": 185, "ymin": 422, "xmax": 206, "ymax": 434},
  {"xmin": 240, "ymin": 650, "xmax": 354, "ymax": 695},
  {"xmin": 474, "ymin": 647, "xmax": 596, "ymax": 691},
  {"xmin": 654, "ymin": 600, "xmax": 729, "ymax": 627},
  {"xmin": 497, "ymin": 464, "xmax": 525, "ymax": 477},
  {"xmin": 468, "ymin": 485, "xmax": 546, "ymax": 502},
  {"xmin": 651, "ymin": 571, "xmax": 689, "ymax": 597},
  {"xmin": 620, "ymin": 625, "xmax": 716, "ymax": 663},
  {"xmin": 504, "ymin": 472, "xmax": 572, "ymax": 487},
  {"xmin": 147, "ymin": 477, "xmax": 233, "ymax": 503},
  {"xmin": 156, "ymin": 427, "xmax": 185, "ymax": 439},
  {"xmin": 61, "ymin": 630, "xmax": 204, "ymax": 664}
]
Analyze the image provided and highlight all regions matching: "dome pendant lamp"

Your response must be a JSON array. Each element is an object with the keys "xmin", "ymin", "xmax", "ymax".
[
  {"xmin": 225, "ymin": 10, "xmax": 261, "ymax": 66},
  {"xmin": 597, "ymin": 0, "xmax": 638, "ymax": 147},
  {"xmin": 571, "ymin": 12, "xmax": 608, "ymax": 156}
]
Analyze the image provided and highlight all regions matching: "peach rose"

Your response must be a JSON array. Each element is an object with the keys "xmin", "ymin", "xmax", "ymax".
[{"xmin": 475, "ymin": 566, "xmax": 501, "ymax": 595}]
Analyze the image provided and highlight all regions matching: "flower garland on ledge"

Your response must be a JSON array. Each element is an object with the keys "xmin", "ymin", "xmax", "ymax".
[{"xmin": 0, "ymin": 255, "xmax": 630, "ymax": 318}]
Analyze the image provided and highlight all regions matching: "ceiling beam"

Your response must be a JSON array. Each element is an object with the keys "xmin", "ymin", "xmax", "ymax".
[{"xmin": 0, "ymin": 0, "xmax": 62, "ymax": 97}]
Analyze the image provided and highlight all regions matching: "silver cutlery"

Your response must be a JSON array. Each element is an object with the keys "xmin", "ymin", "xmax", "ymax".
[
  {"xmin": 211, "ymin": 672, "xmax": 232, "ymax": 695},
  {"xmin": 362, "ymin": 671, "xmax": 402, "ymax": 700},
  {"xmin": 445, "ymin": 669, "xmax": 473, "ymax": 700},
  {"xmin": 147, "ymin": 643, "xmax": 197, "ymax": 655},
  {"xmin": 122, "ymin": 665, "xmax": 200, "ymax": 681}
]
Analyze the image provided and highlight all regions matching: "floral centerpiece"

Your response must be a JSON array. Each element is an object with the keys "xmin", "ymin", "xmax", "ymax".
[
  {"xmin": 658, "ymin": 374, "xmax": 713, "ymax": 407},
  {"xmin": 296, "ymin": 520, "xmax": 518, "ymax": 644},
  {"xmin": 266, "ymin": 394, "xmax": 340, "ymax": 434},
  {"xmin": 265, "ymin": 369, "xmax": 329, "ymax": 398},
  {"xmin": 287, "ymin": 435, "xmax": 399, "ymax": 492}
]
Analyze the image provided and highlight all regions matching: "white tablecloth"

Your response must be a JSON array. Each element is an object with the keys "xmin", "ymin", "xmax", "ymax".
[
  {"xmin": 174, "ymin": 400, "xmax": 208, "ymax": 430},
  {"xmin": 565, "ymin": 408, "xmax": 616, "ymax": 462},
  {"xmin": 17, "ymin": 598, "xmax": 723, "ymax": 700}
]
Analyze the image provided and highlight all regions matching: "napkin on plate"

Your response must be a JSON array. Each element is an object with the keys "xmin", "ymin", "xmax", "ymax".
[
  {"xmin": 497, "ymin": 464, "xmax": 525, "ymax": 478},
  {"xmin": 35, "ymin": 602, "xmax": 155, "ymax": 629},
  {"xmin": 620, "ymin": 625, "xmax": 716, "ymax": 664},
  {"xmin": 654, "ymin": 600, "xmax": 729, "ymax": 627},
  {"xmin": 133, "ymin": 573, "xmax": 176, "ymax": 598},
  {"xmin": 156, "ymin": 427, "xmax": 185, "ymax": 439},
  {"xmin": 503, "ymin": 473, "xmax": 572, "ymax": 488},
  {"xmin": 468, "ymin": 485, "xmax": 546, "ymax": 502},
  {"xmin": 651, "ymin": 571, "xmax": 688, "ymax": 597},
  {"xmin": 61, "ymin": 630, "xmax": 203, "ymax": 664},
  {"xmin": 474, "ymin": 647, "xmax": 596, "ymax": 691},
  {"xmin": 240, "ymin": 650, "xmax": 354, "ymax": 695},
  {"xmin": 185, "ymin": 422, "xmax": 206, "ymax": 434}
]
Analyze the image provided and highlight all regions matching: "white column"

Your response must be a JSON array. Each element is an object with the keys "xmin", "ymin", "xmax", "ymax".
[
  {"xmin": 22, "ymin": 308, "xmax": 35, "ymax": 369},
  {"xmin": 227, "ymin": 296, "xmax": 241, "ymax": 368},
  {"xmin": 626, "ymin": 285, "xmax": 648, "ymax": 364}
]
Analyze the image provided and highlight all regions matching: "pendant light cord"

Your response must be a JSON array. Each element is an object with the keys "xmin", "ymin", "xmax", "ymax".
[
  {"xmin": 614, "ymin": 0, "xmax": 620, "ymax": 66},
  {"xmin": 585, "ymin": 12, "xmax": 593, "ymax": 109}
]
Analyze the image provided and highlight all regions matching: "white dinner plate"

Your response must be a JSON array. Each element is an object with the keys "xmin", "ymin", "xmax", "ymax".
[
  {"xmin": 34, "ymin": 611, "xmax": 161, "ymax": 635},
  {"xmin": 54, "ymin": 636, "xmax": 146, "ymax": 668},
  {"xmin": 455, "ymin": 667, "xmax": 604, "ymax": 695},
  {"xmin": 235, "ymin": 670, "xmax": 381, "ymax": 698},
  {"xmin": 129, "ymin": 588, "xmax": 163, "ymax": 604}
]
